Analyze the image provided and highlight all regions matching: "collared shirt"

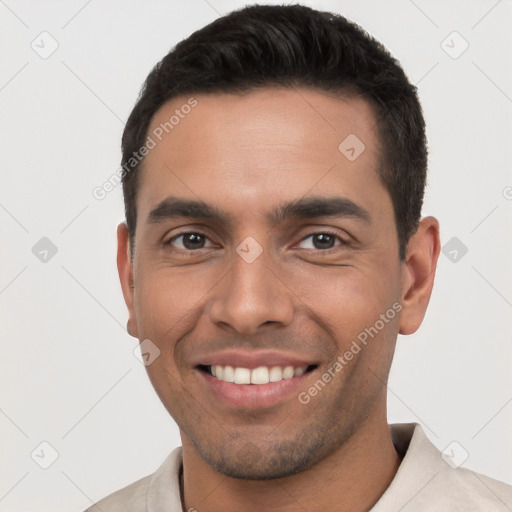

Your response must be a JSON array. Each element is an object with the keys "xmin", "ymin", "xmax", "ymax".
[{"xmin": 86, "ymin": 423, "xmax": 512, "ymax": 511}]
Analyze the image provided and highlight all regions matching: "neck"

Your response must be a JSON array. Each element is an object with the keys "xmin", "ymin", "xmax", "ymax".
[{"xmin": 180, "ymin": 407, "xmax": 401, "ymax": 512}]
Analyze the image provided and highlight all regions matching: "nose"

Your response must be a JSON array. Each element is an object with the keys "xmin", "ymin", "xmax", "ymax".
[{"xmin": 207, "ymin": 247, "xmax": 294, "ymax": 335}]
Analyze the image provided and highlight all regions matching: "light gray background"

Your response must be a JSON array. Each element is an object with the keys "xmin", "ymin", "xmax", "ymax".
[{"xmin": 1, "ymin": 0, "xmax": 511, "ymax": 510}]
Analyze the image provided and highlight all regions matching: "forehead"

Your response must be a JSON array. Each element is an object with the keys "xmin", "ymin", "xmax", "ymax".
[
  {"xmin": 137, "ymin": 87, "xmax": 387, "ymax": 222},
  {"xmin": 147, "ymin": 87, "xmax": 379, "ymax": 161}
]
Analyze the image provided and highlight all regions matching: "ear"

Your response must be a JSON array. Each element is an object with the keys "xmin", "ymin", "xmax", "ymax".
[
  {"xmin": 117, "ymin": 222, "xmax": 139, "ymax": 339},
  {"xmin": 399, "ymin": 216, "xmax": 440, "ymax": 335}
]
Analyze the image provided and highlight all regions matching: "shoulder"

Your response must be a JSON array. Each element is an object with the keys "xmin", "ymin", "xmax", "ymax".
[
  {"xmin": 373, "ymin": 423, "xmax": 512, "ymax": 511},
  {"xmin": 83, "ymin": 473, "xmax": 152, "ymax": 512},
  {"xmin": 436, "ymin": 465, "xmax": 512, "ymax": 509},
  {"xmin": 83, "ymin": 447, "xmax": 183, "ymax": 512},
  {"xmin": 404, "ymin": 463, "xmax": 512, "ymax": 511}
]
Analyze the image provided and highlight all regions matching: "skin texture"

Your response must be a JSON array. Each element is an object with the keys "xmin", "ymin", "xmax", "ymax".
[{"xmin": 117, "ymin": 87, "xmax": 440, "ymax": 512}]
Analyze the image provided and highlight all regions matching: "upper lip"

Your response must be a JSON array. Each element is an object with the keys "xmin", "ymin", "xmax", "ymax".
[{"xmin": 193, "ymin": 349, "xmax": 318, "ymax": 370}]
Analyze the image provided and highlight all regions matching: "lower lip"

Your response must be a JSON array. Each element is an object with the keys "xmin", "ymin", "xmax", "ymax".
[{"xmin": 197, "ymin": 369, "xmax": 312, "ymax": 409}]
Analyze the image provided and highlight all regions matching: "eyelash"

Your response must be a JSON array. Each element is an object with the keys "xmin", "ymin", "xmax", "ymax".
[
  {"xmin": 164, "ymin": 230, "xmax": 349, "ymax": 253},
  {"xmin": 295, "ymin": 231, "xmax": 349, "ymax": 252}
]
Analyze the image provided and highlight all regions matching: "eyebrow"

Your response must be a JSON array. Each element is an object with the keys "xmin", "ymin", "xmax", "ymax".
[
  {"xmin": 268, "ymin": 196, "xmax": 370, "ymax": 225},
  {"xmin": 148, "ymin": 196, "xmax": 234, "ymax": 224},
  {"xmin": 147, "ymin": 195, "xmax": 371, "ymax": 226}
]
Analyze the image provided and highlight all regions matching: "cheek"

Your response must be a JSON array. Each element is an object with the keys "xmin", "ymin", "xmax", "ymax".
[
  {"xmin": 132, "ymin": 268, "xmax": 212, "ymax": 382},
  {"xmin": 132, "ymin": 268, "xmax": 208, "ymax": 414},
  {"xmin": 133, "ymin": 265, "xmax": 210, "ymax": 336},
  {"xmin": 286, "ymin": 264, "xmax": 401, "ymax": 352}
]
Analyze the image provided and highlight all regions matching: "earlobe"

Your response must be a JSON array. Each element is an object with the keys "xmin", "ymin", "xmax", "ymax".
[
  {"xmin": 398, "ymin": 217, "xmax": 440, "ymax": 335},
  {"xmin": 117, "ymin": 222, "xmax": 139, "ymax": 339}
]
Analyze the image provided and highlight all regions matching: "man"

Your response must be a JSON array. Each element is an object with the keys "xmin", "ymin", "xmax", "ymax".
[{"xmin": 88, "ymin": 4, "xmax": 512, "ymax": 511}]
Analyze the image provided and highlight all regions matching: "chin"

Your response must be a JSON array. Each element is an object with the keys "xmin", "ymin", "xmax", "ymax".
[{"xmin": 193, "ymin": 433, "xmax": 327, "ymax": 481}]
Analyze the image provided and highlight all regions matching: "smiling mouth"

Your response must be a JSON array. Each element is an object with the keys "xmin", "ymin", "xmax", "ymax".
[{"xmin": 198, "ymin": 364, "xmax": 317, "ymax": 385}]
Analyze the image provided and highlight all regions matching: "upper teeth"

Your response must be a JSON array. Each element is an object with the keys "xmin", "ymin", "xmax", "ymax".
[{"xmin": 210, "ymin": 365, "xmax": 307, "ymax": 385}]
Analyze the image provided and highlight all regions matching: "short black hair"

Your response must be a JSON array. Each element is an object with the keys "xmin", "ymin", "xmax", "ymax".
[{"xmin": 121, "ymin": 3, "xmax": 427, "ymax": 260}]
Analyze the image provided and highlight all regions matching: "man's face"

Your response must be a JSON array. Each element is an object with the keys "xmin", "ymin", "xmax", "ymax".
[{"xmin": 122, "ymin": 88, "xmax": 407, "ymax": 479}]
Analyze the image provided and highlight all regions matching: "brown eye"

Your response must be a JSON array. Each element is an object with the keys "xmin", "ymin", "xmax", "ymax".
[
  {"xmin": 297, "ymin": 233, "xmax": 344, "ymax": 250},
  {"xmin": 312, "ymin": 233, "xmax": 336, "ymax": 249},
  {"xmin": 167, "ymin": 233, "xmax": 213, "ymax": 250}
]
